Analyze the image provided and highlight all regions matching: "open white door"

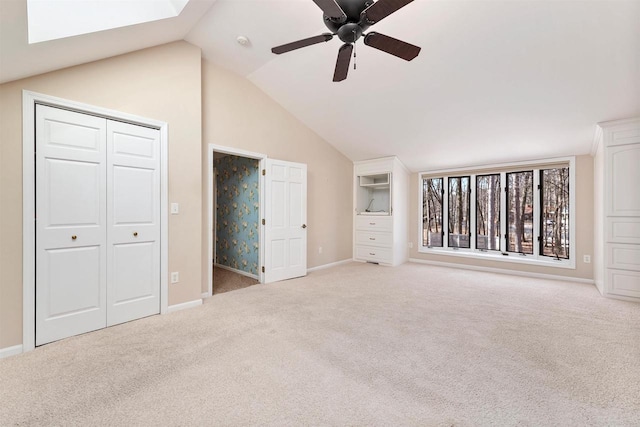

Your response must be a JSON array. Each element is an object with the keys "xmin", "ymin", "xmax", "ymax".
[{"xmin": 264, "ymin": 159, "xmax": 307, "ymax": 283}]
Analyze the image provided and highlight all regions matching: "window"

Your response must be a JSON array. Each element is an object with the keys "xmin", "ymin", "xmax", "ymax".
[
  {"xmin": 506, "ymin": 171, "xmax": 533, "ymax": 254},
  {"xmin": 540, "ymin": 167, "xmax": 570, "ymax": 259},
  {"xmin": 422, "ymin": 178, "xmax": 443, "ymax": 247},
  {"xmin": 476, "ymin": 174, "xmax": 500, "ymax": 251},
  {"xmin": 419, "ymin": 158, "xmax": 575, "ymax": 268},
  {"xmin": 448, "ymin": 176, "xmax": 470, "ymax": 248}
]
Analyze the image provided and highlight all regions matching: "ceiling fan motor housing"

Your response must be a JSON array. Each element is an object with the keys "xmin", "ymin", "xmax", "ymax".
[{"xmin": 324, "ymin": 0, "xmax": 373, "ymax": 43}]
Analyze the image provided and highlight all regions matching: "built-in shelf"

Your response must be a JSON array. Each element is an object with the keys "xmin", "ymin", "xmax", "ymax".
[
  {"xmin": 353, "ymin": 157, "xmax": 409, "ymax": 266},
  {"xmin": 359, "ymin": 174, "xmax": 389, "ymax": 187}
]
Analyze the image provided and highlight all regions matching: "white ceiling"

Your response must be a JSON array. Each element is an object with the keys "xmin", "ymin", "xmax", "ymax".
[{"xmin": 2, "ymin": 0, "xmax": 639, "ymax": 171}]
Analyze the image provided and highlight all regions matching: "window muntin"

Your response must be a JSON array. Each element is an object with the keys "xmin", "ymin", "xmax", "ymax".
[
  {"xmin": 448, "ymin": 176, "xmax": 470, "ymax": 248},
  {"xmin": 422, "ymin": 178, "xmax": 443, "ymax": 247},
  {"xmin": 540, "ymin": 167, "xmax": 570, "ymax": 259},
  {"xmin": 506, "ymin": 171, "xmax": 534, "ymax": 254},
  {"xmin": 476, "ymin": 174, "xmax": 500, "ymax": 251}
]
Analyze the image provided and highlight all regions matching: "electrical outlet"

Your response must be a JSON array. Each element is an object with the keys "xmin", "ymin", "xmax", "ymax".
[
  {"xmin": 318, "ymin": 246, "xmax": 323, "ymax": 254},
  {"xmin": 171, "ymin": 272, "xmax": 179, "ymax": 283},
  {"xmin": 583, "ymin": 255, "xmax": 591, "ymax": 264},
  {"xmin": 171, "ymin": 203, "xmax": 179, "ymax": 214},
  {"xmin": 408, "ymin": 242, "xmax": 413, "ymax": 249}
]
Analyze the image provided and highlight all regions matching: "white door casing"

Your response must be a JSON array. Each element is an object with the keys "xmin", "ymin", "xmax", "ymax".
[
  {"xmin": 264, "ymin": 159, "xmax": 307, "ymax": 283},
  {"xmin": 35, "ymin": 105, "xmax": 108, "ymax": 345},
  {"xmin": 106, "ymin": 121, "xmax": 160, "ymax": 326}
]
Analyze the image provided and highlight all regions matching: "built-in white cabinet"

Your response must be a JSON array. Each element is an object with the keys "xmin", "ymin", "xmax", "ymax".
[
  {"xmin": 353, "ymin": 157, "xmax": 409, "ymax": 266},
  {"xmin": 593, "ymin": 117, "xmax": 640, "ymax": 300}
]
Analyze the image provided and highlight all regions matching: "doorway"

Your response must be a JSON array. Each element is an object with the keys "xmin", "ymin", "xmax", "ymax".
[
  {"xmin": 207, "ymin": 145, "xmax": 309, "ymax": 296},
  {"xmin": 207, "ymin": 145, "xmax": 266, "ymax": 297},
  {"xmin": 211, "ymin": 150, "xmax": 262, "ymax": 294}
]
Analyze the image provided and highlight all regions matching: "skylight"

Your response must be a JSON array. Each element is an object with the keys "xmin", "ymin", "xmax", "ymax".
[{"xmin": 27, "ymin": 0, "xmax": 190, "ymax": 44}]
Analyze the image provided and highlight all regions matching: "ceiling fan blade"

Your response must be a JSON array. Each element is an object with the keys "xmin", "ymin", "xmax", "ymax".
[
  {"xmin": 364, "ymin": 32, "xmax": 421, "ymax": 61},
  {"xmin": 313, "ymin": 0, "xmax": 347, "ymax": 22},
  {"xmin": 271, "ymin": 33, "xmax": 334, "ymax": 54},
  {"xmin": 361, "ymin": 0, "xmax": 414, "ymax": 25},
  {"xmin": 333, "ymin": 44, "xmax": 353, "ymax": 82}
]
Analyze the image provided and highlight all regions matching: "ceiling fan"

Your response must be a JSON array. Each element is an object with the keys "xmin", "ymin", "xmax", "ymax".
[{"xmin": 271, "ymin": 0, "xmax": 421, "ymax": 82}]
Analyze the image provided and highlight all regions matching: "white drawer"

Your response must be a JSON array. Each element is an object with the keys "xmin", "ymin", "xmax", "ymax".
[
  {"xmin": 607, "ymin": 244, "xmax": 640, "ymax": 272},
  {"xmin": 355, "ymin": 231, "xmax": 393, "ymax": 247},
  {"xmin": 355, "ymin": 245, "xmax": 393, "ymax": 264},
  {"xmin": 355, "ymin": 215, "xmax": 392, "ymax": 231},
  {"xmin": 607, "ymin": 218, "xmax": 640, "ymax": 244},
  {"xmin": 607, "ymin": 269, "xmax": 640, "ymax": 298}
]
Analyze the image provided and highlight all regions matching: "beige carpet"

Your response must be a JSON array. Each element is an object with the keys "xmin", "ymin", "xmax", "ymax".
[
  {"xmin": 1, "ymin": 262, "xmax": 639, "ymax": 426},
  {"xmin": 213, "ymin": 265, "xmax": 259, "ymax": 295}
]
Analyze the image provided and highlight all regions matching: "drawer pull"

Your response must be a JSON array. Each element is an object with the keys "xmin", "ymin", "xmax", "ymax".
[
  {"xmin": 369, "ymin": 252, "xmax": 376, "ymax": 256},
  {"xmin": 369, "ymin": 222, "xmax": 376, "ymax": 225},
  {"xmin": 369, "ymin": 237, "xmax": 376, "ymax": 240}
]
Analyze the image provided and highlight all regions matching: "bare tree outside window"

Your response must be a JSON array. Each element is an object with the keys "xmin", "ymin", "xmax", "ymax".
[
  {"xmin": 448, "ymin": 176, "xmax": 470, "ymax": 248},
  {"xmin": 476, "ymin": 174, "xmax": 500, "ymax": 250},
  {"xmin": 507, "ymin": 171, "xmax": 533, "ymax": 254},
  {"xmin": 422, "ymin": 178, "xmax": 443, "ymax": 247},
  {"xmin": 541, "ymin": 167, "xmax": 570, "ymax": 259}
]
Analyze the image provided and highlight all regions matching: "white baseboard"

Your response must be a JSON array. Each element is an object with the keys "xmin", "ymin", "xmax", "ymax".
[
  {"xmin": 0, "ymin": 344, "xmax": 23, "ymax": 359},
  {"xmin": 409, "ymin": 258, "xmax": 595, "ymax": 285},
  {"xmin": 307, "ymin": 258, "xmax": 354, "ymax": 273},
  {"xmin": 214, "ymin": 263, "xmax": 258, "ymax": 280},
  {"xmin": 201, "ymin": 292, "xmax": 211, "ymax": 299},
  {"xmin": 167, "ymin": 299, "xmax": 203, "ymax": 313}
]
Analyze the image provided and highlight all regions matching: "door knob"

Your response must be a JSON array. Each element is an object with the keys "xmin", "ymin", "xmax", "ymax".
[
  {"xmin": 302, "ymin": 224, "xmax": 307, "ymax": 229},
  {"xmin": 133, "ymin": 232, "xmax": 138, "ymax": 237},
  {"xmin": 71, "ymin": 235, "xmax": 77, "ymax": 240}
]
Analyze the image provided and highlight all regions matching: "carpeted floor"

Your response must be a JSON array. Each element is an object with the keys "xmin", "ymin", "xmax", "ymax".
[
  {"xmin": 213, "ymin": 265, "xmax": 259, "ymax": 295},
  {"xmin": 1, "ymin": 262, "xmax": 639, "ymax": 426}
]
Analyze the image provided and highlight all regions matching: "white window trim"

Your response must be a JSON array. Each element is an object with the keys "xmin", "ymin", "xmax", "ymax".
[{"xmin": 417, "ymin": 156, "xmax": 576, "ymax": 269}]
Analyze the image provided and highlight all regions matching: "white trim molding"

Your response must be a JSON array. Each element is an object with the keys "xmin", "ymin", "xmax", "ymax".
[
  {"xmin": 167, "ymin": 299, "xmax": 203, "ymax": 313},
  {"xmin": 307, "ymin": 259, "xmax": 354, "ymax": 273},
  {"xmin": 22, "ymin": 91, "xmax": 170, "ymax": 353},
  {"xmin": 409, "ymin": 258, "xmax": 595, "ymax": 285},
  {"xmin": 0, "ymin": 345, "xmax": 24, "ymax": 359}
]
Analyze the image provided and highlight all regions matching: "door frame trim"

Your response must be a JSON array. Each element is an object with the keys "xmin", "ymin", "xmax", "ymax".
[
  {"xmin": 22, "ymin": 90, "xmax": 169, "ymax": 352},
  {"xmin": 207, "ymin": 144, "xmax": 266, "ymax": 297}
]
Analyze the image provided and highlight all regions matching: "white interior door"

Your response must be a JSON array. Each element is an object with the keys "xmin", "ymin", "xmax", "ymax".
[
  {"xmin": 36, "ymin": 105, "xmax": 108, "ymax": 346},
  {"xmin": 264, "ymin": 159, "xmax": 307, "ymax": 283},
  {"xmin": 106, "ymin": 121, "xmax": 160, "ymax": 326}
]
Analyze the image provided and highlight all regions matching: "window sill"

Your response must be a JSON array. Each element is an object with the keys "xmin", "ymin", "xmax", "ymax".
[{"xmin": 417, "ymin": 247, "xmax": 575, "ymax": 269}]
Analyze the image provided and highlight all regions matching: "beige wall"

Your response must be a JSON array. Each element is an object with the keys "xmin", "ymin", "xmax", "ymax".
[
  {"xmin": 200, "ymin": 62, "xmax": 354, "ymax": 293},
  {"xmin": 407, "ymin": 154, "xmax": 594, "ymax": 280},
  {"xmin": 0, "ymin": 41, "xmax": 203, "ymax": 349}
]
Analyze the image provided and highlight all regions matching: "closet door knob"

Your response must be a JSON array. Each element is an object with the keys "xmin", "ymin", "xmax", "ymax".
[
  {"xmin": 71, "ymin": 235, "xmax": 77, "ymax": 240},
  {"xmin": 133, "ymin": 232, "xmax": 138, "ymax": 237}
]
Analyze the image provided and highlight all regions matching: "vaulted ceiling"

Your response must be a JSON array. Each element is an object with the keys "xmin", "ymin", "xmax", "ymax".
[{"xmin": 2, "ymin": 0, "xmax": 639, "ymax": 171}]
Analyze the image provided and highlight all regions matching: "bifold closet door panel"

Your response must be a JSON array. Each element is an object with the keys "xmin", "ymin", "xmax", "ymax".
[
  {"xmin": 35, "ymin": 105, "xmax": 108, "ymax": 346},
  {"xmin": 106, "ymin": 120, "xmax": 161, "ymax": 326}
]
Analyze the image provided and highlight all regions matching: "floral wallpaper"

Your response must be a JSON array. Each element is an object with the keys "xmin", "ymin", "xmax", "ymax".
[{"xmin": 215, "ymin": 155, "xmax": 260, "ymax": 276}]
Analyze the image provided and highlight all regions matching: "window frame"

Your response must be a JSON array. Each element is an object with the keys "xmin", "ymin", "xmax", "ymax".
[
  {"xmin": 418, "ymin": 157, "xmax": 576, "ymax": 269},
  {"xmin": 475, "ymin": 173, "xmax": 501, "ymax": 252},
  {"xmin": 447, "ymin": 175, "xmax": 471, "ymax": 249}
]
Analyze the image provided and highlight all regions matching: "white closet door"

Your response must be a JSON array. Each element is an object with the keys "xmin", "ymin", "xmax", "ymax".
[
  {"xmin": 35, "ymin": 105, "xmax": 108, "ymax": 346},
  {"xmin": 106, "ymin": 120, "xmax": 160, "ymax": 326},
  {"xmin": 264, "ymin": 159, "xmax": 307, "ymax": 283}
]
